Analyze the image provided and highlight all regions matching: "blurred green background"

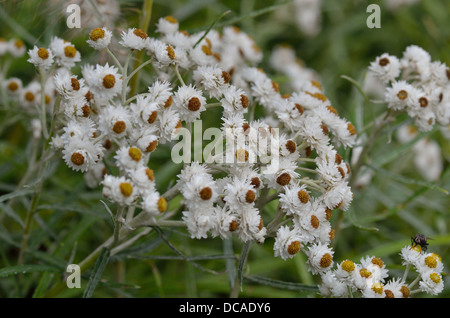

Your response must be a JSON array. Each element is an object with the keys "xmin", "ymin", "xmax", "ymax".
[{"xmin": 0, "ymin": 0, "xmax": 449, "ymax": 298}]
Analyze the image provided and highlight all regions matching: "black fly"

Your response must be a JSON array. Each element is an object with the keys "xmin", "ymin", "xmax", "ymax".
[{"xmin": 411, "ymin": 234, "xmax": 431, "ymax": 252}]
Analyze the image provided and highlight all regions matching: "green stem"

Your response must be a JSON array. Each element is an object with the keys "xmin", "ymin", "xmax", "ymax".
[
  {"xmin": 39, "ymin": 67, "xmax": 49, "ymax": 139},
  {"xmin": 128, "ymin": 0, "xmax": 153, "ymax": 97}
]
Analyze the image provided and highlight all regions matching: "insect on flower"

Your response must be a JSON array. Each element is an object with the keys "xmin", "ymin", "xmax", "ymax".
[{"xmin": 411, "ymin": 234, "xmax": 431, "ymax": 252}]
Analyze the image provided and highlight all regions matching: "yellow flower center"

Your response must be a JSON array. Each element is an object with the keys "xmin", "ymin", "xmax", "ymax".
[
  {"xmin": 371, "ymin": 257, "xmax": 384, "ymax": 268},
  {"xmin": 90, "ymin": 28, "xmax": 105, "ymax": 41},
  {"xmin": 371, "ymin": 283, "xmax": 383, "ymax": 295},
  {"xmin": 341, "ymin": 260, "xmax": 355, "ymax": 272},
  {"xmin": 146, "ymin": 140, "xmax": 158, "ymax": 152},
  {"xmin": 128, "ymin": 147, "xmax": 142, "ymax": 161},
  {"xmin": 112, "ymin": 121, "xmax": 126, "ymax": 134},
  {"xmin": 7, "ymin": 81, "xmax": 19, "ymax": 91},
  {"xmin": 310, "ymin": 215, "xmax": 320, "ymax": 229},
  {"xmin": 359, "ymin": 268, "xmax": 372, "ymax": 278},
  {"xmin": 199, "ymin": 187, "xmax": 213, "ymax": 200},
  {"xmin": 119, "ymin": 182, "xmax": 133, "ymax": 197},
  {"xmin": 397, "ymin": 90, "xmax": 408, "ymax": 101},
  {"xmin": 133, "ymin": 28, "xmax": 148, "ymax": 39},
  {"xmin": 165, "ymin": 16, "xmax": 178, "ymax": 24},
  {"xmin": 37, "ymin": 47, "xmax": 49, "ymax": 60},
  {"xmin": 429, "ymin": 272, "xmax": 441, "ymax": 284},
  {"xmin": 287, "ymin": 241, "xmax": 301, "ymax": 255},
  {"xmin": 320, "ymin": 253, "xmax": 332, "ymax": 268},
  {"xmin": 145, "ymin": 168, "xmax": 155, "ymax": 181},
  {"xmin": 400, "ymin": 285, "xmax": 410, "ymax": 298},
  {"xmin": 71, "ymin": 152, "xmax": 85, "ymax": 166},
  {"xmin": 102, "ymin": 74, "xmax": 116, "ymax": 89},
  {"xmin": 424, "ymin": 255, "xmax": 437, "ymax": 269},
  {"xmin": 166, "ymin": 45, "xmax": 175, "ymax": 60},
  {"xmin": 187, "ymin": 97, "xmax": 201, "ymax": 111},
  {"xmin": 276, "ymin": 172, "xmax": 291, "ymax": 186},
  {"xmin": 64, "ymin": 45, "xmax": 77, "ymax": 58},
  {"xmin": 297, "ymin": 190, "xmax": 309, "ymax": 204},
  {"xmin": 157, "ymin": 197, "xmax": 167, "ymax": 213},
  {"xmin": 245, "ymin": 190, "xmax": 256, "ymax": 203}
]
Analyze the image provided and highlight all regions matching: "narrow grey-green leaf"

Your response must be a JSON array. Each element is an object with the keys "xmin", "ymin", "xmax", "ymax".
[
  {"xmin": 0, "ymin": 264, "xmax": 59, "ymax": 278},
  {"xmin": 83, "ymin": 247, "xmax": 111, "ymax": 298},
  {"xmin": 367, "ymin": 165, "xmax": 449, "ymax": 195},
  {"xmin": 244, "ymin": 275, "xmax": 319, "ymax": 292},
  {"xmin": 238, "ymin": 241, "xmax": 252, "ymax": 290}
]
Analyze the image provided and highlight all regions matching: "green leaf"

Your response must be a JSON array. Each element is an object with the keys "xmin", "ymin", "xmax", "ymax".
[
  {"xmin": 238, "ymin": 241, "xmax": 252, "ymax": 290},
  {"xmin": 367, "ymin": 165, "xmax": 449, "ymax": 195},
  {"xmin": 0, "ymin": 188, "xmax": 34, "ymax": 203},
  {"xmin": 83, "ymin": 247, "xmax": 111, "ymax": 298},
  {"xmin": 372, "ymin": 127, "xmax": 437, "ymax": 168},
  {"xmin": 0, "ymin": 264, "xmax": 59, "ymax": 278},
  {"xmin": 0, "ymin": 202, "xmax": 24, "ymax": 228},
  {"xmin": 244, "ymin": 275, "xmax": 319, "ymax": 292}
]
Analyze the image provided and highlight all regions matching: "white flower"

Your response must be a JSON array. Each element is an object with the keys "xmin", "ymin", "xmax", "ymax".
[
  {"xmin": 223, "ymin": 176, "xmax": 257, "ymax": 212},
  {"xmin": 384, "ymin": 80, "xmax": 419, "ymax": 111},
  {"xmin": 180, "ymin": 173, "xmax": 218, "ymax": 210},
  {"xmin": 220, "ymin": 85, "xmax": 249, "ymax": 117},
  {"xmin": 236, "ymin": 205, "xmax": 266, "ymax": 244},
  {"xmin": 359, "ymin": 256, "xmax": 389, "ymax": 284},
  {"xmin": 158, "ymin": 107, "xmax": 181, "ymax": 144},
  {"xmin": 8, "ymin": 38, "xmax": 26, "ymax": 57},
  {"xmin": 98, "ymin": 104, "xmax": 132, "ymax": 138},
  {"xmin": 142, "ymin": 190, "xmax": 166, "ymax": 216},
  {"xmin": 304, "ymin": 242, "xmax": 334, "ymax": 275},
  {"xmin": 3, "ymin": 77, "xmax": 23, "ymax": 96},
  {"xmin": 147, "ymin": 38, "xmax": 187, "ymax": 68},
  {"xmin": 50, "ymin": 37, "xmax": 81, "ymax": 68},
  {"xmin": 318, "ymin": 271, "xmax": 349, "ymax": 298},
  {"xmin": 84, "ymin": 162, "xmax": 106, "ymax": 189},
  {"xmin": 400, "ymin": 245, "xmax": 423, "ymax": 267},
  {"xmin": 173, "ymin": 84, "xmax": 206, "ymax": 123},
  {"xmin": 155, "ymin": 16, "xmax": 179, "ymax": 35},
  {"xmin": 129, "ymin": 166, "xmax": 156, "ymax": 196},
  {"xmin": 27, "ymin": 46, "xmax": 54, "ymax": 70},
  {"xmin": 210, "ymin": 205, "xmax": 239, "ymax": 239},
  {"xmin": 102, "ymin": 175, "xmax": 137, "ymax": 206},
  {"xmin": 182, "ymin": 207, "xmax": 215, "ymax": 239},
  {"xmin": 114, "ymin": 146, "xmax": 145, "ymax": 172},
  {"xmin": 383, "ymin": 278, "xmax": 409, "ymax": 298},
  {"xmin": 119, "ymin": 28, "xmax": 148, "ymax": 50},
  {"xmin": 368, "ymin": 53, "xmax": 401, "ymax": 84},
  {"xmin": 192, "ymin": 65, "xmax": 231, "ymax": 99},
  {"xmin": 361, "ymin": 282, "xmax": 385, "ymax": 298},
  {"xmin": 82, "ymin": 63, "xmax": 123, "ymax": 105},
  {"xmin": 419, "ymin": 270, "xmax": 444, "ymax": 295},
  {"xmin": 416, "ymin": 252, "xmax": 444, "ymax": 275},
  {"xmin": 62, "ymin": 136, "xmax": 104, "ymax": 172},
  {"xmin": 147, "ymin": 80, "xmax": 173, "ymax": 106},
  {"xmin": 401, "ymin": 45, "xmax": 431, "ymax": 81},
  {"xmin": 273, "ymin": 225, "xmax": 302, "ymax": 260},
  {"xmin": 278, "ymin": 183, "xmax": 311, "ymax": 216},
  {"xmin": 87, "ymin": 28, "xmax": 112, "ymax": 50}
]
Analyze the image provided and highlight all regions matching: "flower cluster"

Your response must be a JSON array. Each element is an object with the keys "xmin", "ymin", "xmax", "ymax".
[
  {"xmin": 368, "ymin": 45, "xmax": 450, "ymax": 132},
  {"xmin": 3, "ymin": 5, "xmax": 444, "ymax": 298},
  {"xmin": 318, "ymin": 245, "xmax": 444, "ymax": 298}
]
